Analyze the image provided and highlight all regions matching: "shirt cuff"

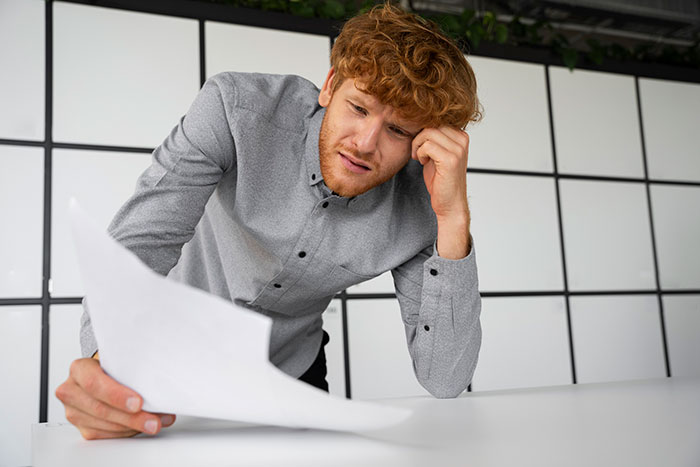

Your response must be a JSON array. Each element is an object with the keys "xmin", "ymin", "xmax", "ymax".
[{"xmin": 421, "ymin": 233, "xmax": 478, "ymax": 296}]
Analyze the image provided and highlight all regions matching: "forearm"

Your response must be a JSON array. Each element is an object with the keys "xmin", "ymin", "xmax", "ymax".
[{"xmin": 436, "ymin": 208, "xmax": 471, "ymax": 260}]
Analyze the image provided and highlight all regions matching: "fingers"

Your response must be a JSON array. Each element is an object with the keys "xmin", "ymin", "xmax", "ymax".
[
  {"xmin": 69, "ymin": 358, "xmax": 142, "ymax": 413},
  {"xmin": 411, "ymin": 126, "xmax": 469, "ymax": 165},
  {"xmin": 59, "ymin": 380, "xmax": 162, "ymax": 435},
  {"xmin": 56, "ymin": 358, "xmax": 177, "ymax": 440}
]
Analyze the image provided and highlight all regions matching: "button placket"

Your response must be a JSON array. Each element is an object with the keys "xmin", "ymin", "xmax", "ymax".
[{"xmin": 256, "ymin": 198, "xmax": 333, "ymax": 309}]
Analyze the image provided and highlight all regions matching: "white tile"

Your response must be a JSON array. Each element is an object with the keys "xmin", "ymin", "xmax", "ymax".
[
  {"xmin": 346, "ymin": 299, "xmax": 430, "ymax": 399},
  {"xmin": 639, "ymin": 78, "xmax": 700, "ymax": 182},
  {"xmin": 0, "ymin": 0, "xmax": 44, "ymax": 141},
  {"xmin": 650, "ymin": 184, "xmax": 700, "ymax": 289},
  {"xmin": 48, "ymin": 305, "xmax": 84, "ymax": 423},
  {"xmin": 662, "ymin": 295, "xmax": 700, "ymax": 376},
  {"xmin": 53, "ymin": 2, "xmax": 199, "ymax": 148},
  {"xmin": 321, "ymin": 299, "xmax": 345, "ymax": 397},
  {"xmin": 662, "ymin": 295, "xmax": 700, "ymax": 377},
  {"xmin": 347, "ymin": 271, "xmax": 394, "ymax": 294},
  {"xmin": 559, "ymin": 179, "xmax": 656, "ymax": 291},
  {"xmin": 0, "ymin": 146, "xmax": 44, "ymax": 298},
  {"xmin": 0, "ymin": 306, "xmax": 41, "ymax": 467},
  {"xmin": 571, "ymin": 295, "xmax": 666, "ymax": 384},
  {"xmin": 467, "ymin": 172, "xmax": 564, "ymax": 292},
  {"xmin": 51, "ymin": 148, "xmax": 152, "ymax": 296},
  {"xmin": 549, "ymin": 67, "xmax": 644, "ymax": 178},
  {"xmin": 206, "ymin": 21, "xmax": 330, "ymax": 89},
  {"xmin": 470, "ymin": 296, "xmax": 571, "ymax": 391},
  {"xmin": 466, "ymin": 55, "xmax": 553, "ymax": 173}
]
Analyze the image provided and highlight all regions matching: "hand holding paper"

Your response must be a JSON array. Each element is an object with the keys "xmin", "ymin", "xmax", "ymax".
[{"xmin": 67, "ymin": 198, "xmax": 412, "ymax": 433}]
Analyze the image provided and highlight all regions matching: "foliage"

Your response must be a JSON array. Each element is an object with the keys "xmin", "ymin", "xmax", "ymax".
[{"xmin": 202, "ymin": 0, "xmax": 700, "ymax": 71}]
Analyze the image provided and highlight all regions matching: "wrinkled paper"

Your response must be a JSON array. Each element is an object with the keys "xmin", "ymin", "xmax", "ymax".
[{"xmin": 69, "ymin": 198, "xmax": 412, "ymax": 431}]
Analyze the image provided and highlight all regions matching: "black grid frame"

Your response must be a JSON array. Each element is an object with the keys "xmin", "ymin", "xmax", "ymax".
[{"xmin": 0, "ymin": 0, "xmax": 699, "ymax": 423}]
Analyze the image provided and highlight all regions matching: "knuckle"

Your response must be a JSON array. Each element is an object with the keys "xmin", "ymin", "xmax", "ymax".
[
  {"xmin": 80, "ymin": 429, "xmax": 98, "ymax": 440},
  {"xmin": 69, "ymin": 359, "xmax": 82, "ymax": 377},
  {"xmin": 91, "ymin": 400, "xmax": 109, "ymax": 420},
  {"xmin": 55, "ymin": 382, "xmax": 67, "ymax": 401},
  {"xmin": 82, "ymin": 371, "xmax": 102, "ymax": 395},
  {"xmin": 65, "ymin": 408, "xmax": 78, "ymax": 425}
]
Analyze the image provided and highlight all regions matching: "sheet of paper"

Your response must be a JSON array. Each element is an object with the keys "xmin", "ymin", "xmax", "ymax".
[{"xmin": 68, "ymin": 198, "xmax": 412, "ymax": 432}]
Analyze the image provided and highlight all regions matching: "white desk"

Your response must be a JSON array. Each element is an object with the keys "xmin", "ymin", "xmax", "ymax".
[{"xmin": 33, "ymin": 376, "xmax": 700, "ymax": 467}]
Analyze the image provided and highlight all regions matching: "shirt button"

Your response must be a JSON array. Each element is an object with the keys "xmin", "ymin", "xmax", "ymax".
[
  {"xmin": 274, "ymin": 283, "xmax": 282, "ymax": 288},
  {"xmin": 322, "ymin": 201, "xmax": 329, "ymax": 208},
  {"xmin": 298, "ymin": 251, "xmax": 306, "ymax": 258},
  {"xmin": 430, "ymin": 268, "xmax": 438, "ymax": 276},
  {"xmin": 311, "ymin": 174, "xmax": 316, "ymax": 181},
  {"xmin": 424, "ymin": 325, "xmax": 430, "ymax": 331}
]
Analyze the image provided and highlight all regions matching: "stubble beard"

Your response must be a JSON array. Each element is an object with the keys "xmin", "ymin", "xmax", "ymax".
[{"xmin": 318, "ymin": 114, "xmax": 395, "ymax": 198}]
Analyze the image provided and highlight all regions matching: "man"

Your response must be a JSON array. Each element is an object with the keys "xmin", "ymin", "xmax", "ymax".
[{"xmin": 56, "ymin": 0, "xmax": 484, "ymax": 440}]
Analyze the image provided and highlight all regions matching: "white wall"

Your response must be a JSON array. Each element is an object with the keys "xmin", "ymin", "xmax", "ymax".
[{"xmin": 1, "ymin": 0, "xmax": 699, "ymax": 465}]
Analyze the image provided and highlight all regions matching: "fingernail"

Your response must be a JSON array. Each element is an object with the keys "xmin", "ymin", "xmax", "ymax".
[
  {"xmin": 126, "ymin": 397, "xmax": 139, "ymax": 412},
  {"xmin": 144, "ymin": 419, "xmax": 158, "ymax": 434},
  {"xmin": 160, "ymin": 415, "xmax": 173, "ymax": 426}
]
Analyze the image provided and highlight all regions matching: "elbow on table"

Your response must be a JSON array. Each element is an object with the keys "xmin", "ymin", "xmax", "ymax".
[{"xmin": 419, "ymin": 373, "xmax": 471, "ymax": 399}]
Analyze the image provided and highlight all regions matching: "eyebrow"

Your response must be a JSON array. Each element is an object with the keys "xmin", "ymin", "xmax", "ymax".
[{"xmin": 350, "ymin": 95, "xmax": 418, "ymax": 136}]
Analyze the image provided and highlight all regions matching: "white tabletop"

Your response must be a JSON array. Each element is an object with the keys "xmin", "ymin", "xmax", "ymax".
[{"xmin": 33, "ymin": 375, "xmax": 700, "ymax": 467}]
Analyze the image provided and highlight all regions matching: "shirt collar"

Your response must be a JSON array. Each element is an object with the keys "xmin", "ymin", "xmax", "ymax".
[{"xmin": 304, "ymin": 105, "xmax": 326, "ymax": 188}]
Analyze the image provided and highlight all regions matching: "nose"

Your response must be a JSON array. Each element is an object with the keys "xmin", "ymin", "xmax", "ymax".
[{"xmin": 351, "ymin": 118, "xmax": 381, "ymax": 156}]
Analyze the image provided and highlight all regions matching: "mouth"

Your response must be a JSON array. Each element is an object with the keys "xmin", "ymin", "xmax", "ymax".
[{"xmin": 339, "ymin": 152, "xmax": 371, "ymax": 174}]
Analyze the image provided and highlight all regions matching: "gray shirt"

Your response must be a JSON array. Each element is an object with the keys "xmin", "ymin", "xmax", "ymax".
[{"xmin": 80, "ymin": 71, "xmax": 482, "ymax": 398}]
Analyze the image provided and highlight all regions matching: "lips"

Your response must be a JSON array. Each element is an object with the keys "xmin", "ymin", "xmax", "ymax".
[{"xmin": 339, "ymin": 152, "xmax": 371, "ymax": 173}]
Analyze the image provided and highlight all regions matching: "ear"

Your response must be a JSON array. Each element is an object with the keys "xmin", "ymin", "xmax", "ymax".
[{"xmin": 318, "ymin": 67, "xmax": 336, "ymax": 108}]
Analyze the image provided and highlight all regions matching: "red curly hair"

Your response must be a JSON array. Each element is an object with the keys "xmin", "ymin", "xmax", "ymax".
[{"xmin": 330, "ymin": 0, "xmax": 483, "ymax": 130}]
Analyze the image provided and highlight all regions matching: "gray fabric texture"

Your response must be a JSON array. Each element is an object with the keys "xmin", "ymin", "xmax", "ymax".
[{"xmin": 80, "ymin": 71, "xmax": 482, "ymax": 398}]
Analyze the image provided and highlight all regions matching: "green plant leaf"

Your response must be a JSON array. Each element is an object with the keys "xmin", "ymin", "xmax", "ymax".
[
  {"xmin": 494, "ymin": 23, "xmax": 508, "ymax": 44},
  {"xmin": 460, "ymin": 8, "xmax": 476, "ymax": 25},
  {"xmin": 561, "ymin": 47, "xmax": 578, "ymax": 70},
  {"xmin": 318, "ymin": 0, "xmax": 345, "ymax": 19},
  {"xmin": 482, "ymin": 11, "xmax": 495, "ymax": 32},
  {"xmin": 466, "ymin": 22, "xmax": 484, "ymax": 49},
  {"xmin": 289, "ymin": 0, "xmax": 315, "ymax": 17},
  {"xmin": 509, "ymin": 16, "xmax": 526, "ymax": 38}
]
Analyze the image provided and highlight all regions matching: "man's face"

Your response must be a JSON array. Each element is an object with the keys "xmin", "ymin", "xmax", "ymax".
[{"xmin": 317, "ymin": 67, "xmax": 422, "ymax": 198}]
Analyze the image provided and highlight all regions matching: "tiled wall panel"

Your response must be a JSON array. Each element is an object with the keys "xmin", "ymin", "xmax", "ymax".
[
  {"xmin": 51, "ymin": 149, "xmax": 152, "ymax": 296},
  {"xmin": 649, "ymin": 184, "xmax": 700, "ymax": 289},
  {"xmin": 466, "ymin": 56, "xmax": 553, "ymax": 173},
  {"xmin": 559, "ymin": 179, "xmax": 656, "ymax": 291},
  {"xmin": 0, "ymin": 146, "xmax": 44, "ymax": 298},
  {"xmin": 662, "ymin": 295, "xmax": 700, "ymax": 377},
  {"xmin": 48, "ymin": 305, "xmax": 84, "ymax": 423},
  {"xmin": 53, "ymin": 2, "xmax": 199, "ymax": 148},
  {"xmin": 0, "ymin": 306, "xmax": 41, "ymax": 467},
  {"xmin": 347, "ymin": 299, "xmax": 431, "ymax": 399},
  {"xmin": 0, "ymin": 0, "xmax": 45, "ymax": 141},
  {"xmin": 639, "ymin": 78, "xmax": 700, "ymax": 182},
  {"xmin": 206, "ymin": 21, "xmax": 330, "ymax": 89},
  {"xmin": 471, "ymin": 296, "xmax": 571, "ymax": 391},
  {"xmin": 571, "ymin": 295, "xmax": 666, "ymax": 384},
  {"xmin": 549, "ymin": 67, "xmax": 644, "ymax": 178},
  {"xmin": 468, "ymin": 172, "xmax": 564, "ymax": 292}
]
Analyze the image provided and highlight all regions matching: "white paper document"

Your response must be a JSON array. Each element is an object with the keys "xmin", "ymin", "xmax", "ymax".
[{"xmin": 68, "ymin": 199, "xmax": 412, "ymax": 432}]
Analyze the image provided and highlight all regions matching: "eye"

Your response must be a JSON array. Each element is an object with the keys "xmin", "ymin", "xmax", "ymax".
[
  {"xmin": 350, "ymin": 103, "xmax": 366, "ymax": 115},
  {"xmin": 390, "ymin": 127, "xmax": 409, "ymax": 137}
]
